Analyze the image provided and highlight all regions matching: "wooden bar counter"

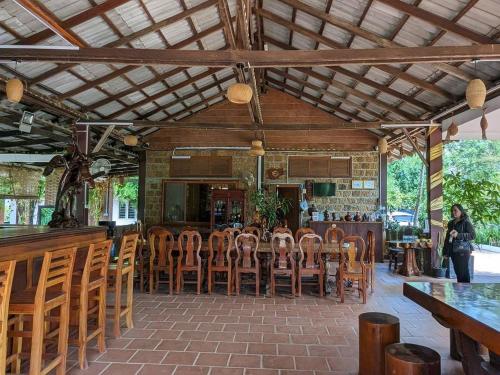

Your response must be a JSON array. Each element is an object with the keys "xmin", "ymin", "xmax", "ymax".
[
  {"xmin": 0, "ymin": 225, "xmax": 106, "ymax": 289},
  {"xmin": 310, "ymin": 221, "xmax": 384, "ymax": 262}
]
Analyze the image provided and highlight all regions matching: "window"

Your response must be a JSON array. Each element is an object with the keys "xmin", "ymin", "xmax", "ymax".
[{"xmin": 118, "ymin": 200, "xmax": 136, "ymax": 220}]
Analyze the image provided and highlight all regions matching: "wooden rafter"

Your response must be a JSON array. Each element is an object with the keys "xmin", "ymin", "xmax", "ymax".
[{"xmin": 3, "ymin": 44, "xmax": 500, "ymax": 67}]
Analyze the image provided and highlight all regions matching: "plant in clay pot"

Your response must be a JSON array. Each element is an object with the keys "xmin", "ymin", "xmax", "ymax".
[{"xmin": 250, "ymin": 189, "xmax": 291, "ymax": 234}]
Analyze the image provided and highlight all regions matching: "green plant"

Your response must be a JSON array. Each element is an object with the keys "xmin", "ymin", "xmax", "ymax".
[
  {"xmin": 113, "ymin": 177, "xmax": 138, "ymax": 203},
  {"xmin": 89, "ymin": 182, "xmax": 107, "ymax": 225},
  {"xmin": 250, "ymin": 189, "xmax": 291, "ymax": 230},
  {"xmin": 474, "ymin": 224, "xmax": 500, "ymax": 246}
]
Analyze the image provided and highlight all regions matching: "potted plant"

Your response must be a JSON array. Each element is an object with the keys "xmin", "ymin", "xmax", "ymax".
[
  {"xmin": 432, "ymin": 229, "xmax": 446, "ymax": 278},
  {"xmin": 250, "ymin": 189, "xmax": 291, "ymax": 234}
]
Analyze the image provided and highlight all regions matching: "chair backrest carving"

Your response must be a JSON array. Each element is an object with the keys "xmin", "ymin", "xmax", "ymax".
[
  {"xmin": 242, "ymin": 226, "xmax": 261, "ymax": 238},
  {"xmin": 295, "ymin": 227, "xmax": 315, "ymax": 243},
  {"xmin": 148, "ymin": 227, "xmax": 174, "ymax": 267},
  {"xmin": 324, "ymin": 226, "xmax": 345, "ymax": 244},
  {"xmin": 209, "ymin": 231, "xmax": 232, "ymax": 267},
  {"xmin": 340, "ymin": 235, "xmax": 366, "ymax": 272},
  {"xmin": 271, "ymin": 232, "xmax": 295, "ymax": 269},
  {"xmin": 298, "ymin": 233, "xmax": 323, "ymax": 269},
  {"xmin": 366, "ymin": 231, "xmax": 375, "ymax": 264},
  {"xmin": 84, "ymin": 240, "xmax": 112, "ymax": 282},
  {"xmin": 273, "ymin": 227, "xmax": 292, "ymax": 235},
  {"xmin": 235, "ymin": 233, "xmax": 259, "ymax": 269},
  {"xmin": 223, "ymin": 227, "xmax": 241, "ymax": 239},
  {"xmin": 178, "ymin": 230, "xmax": 202, "ymax": 267},
  {"xmin": 117, "ymin": 232, "xmax": 139, "ymax": 269}
]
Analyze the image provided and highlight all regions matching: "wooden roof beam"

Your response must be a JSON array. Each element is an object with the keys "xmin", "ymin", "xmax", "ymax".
[
  {"xmin": 376, "ymin": 0, "xmax": 492, "ymax": 45},
  {"xmin": 3, "ymin": 44, "xmax": 500, "ymax": 67}
]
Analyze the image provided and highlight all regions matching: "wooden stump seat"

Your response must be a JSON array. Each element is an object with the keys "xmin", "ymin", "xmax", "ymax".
[
  {"xmin": 359, "ymin": 312, "xmax": 400, "ymax": 375},
  {"xmin": 385, "ymin": 343, "xmax": 441, "ymax": 375}
]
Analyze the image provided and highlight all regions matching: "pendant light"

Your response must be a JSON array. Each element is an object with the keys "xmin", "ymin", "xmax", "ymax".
[
  {"xmin": 123, "ymin": 134, "xmax": 138, "ymax": 146},
  {"xmin": 445, "ymin": 119, "xmax": 458, "ymax": 141},
  {"xmin": 227, "ymin": 82, "xmax": 253, "ymax": 104},
  {"xmin": 249, "ymin": 140, "xmax": 265, "ymax": 156},
  {"xmin": 466, "ymin": 61, "xmax": 486, "ymax": 109},
  {"xmin": 6, "ymin": 61, "xmax": 24, "ymax": 103},
  {"xmin": 480, "ymin": 112, "xmax": 488, "ymax": 140},
  {"xmin": 378, "ymin": 137, "xmax": 388, "ymax": 154}
]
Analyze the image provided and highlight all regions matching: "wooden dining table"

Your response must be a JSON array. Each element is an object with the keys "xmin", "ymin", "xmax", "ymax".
[
  {"xmin": 386, "ymin": 240, "xmax": 425, "ymax": 277},
  {"xmin": 404, "ymin": 282, "xmax": 500, "ymax": 375}
]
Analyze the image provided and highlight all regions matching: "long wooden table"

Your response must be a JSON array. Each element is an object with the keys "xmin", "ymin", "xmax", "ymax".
[{"xmin": 404, "ymin": 282, "xmax": 500, "ymax": 374}]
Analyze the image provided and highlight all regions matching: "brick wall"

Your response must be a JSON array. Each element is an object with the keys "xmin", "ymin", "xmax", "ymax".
[{"xmin": 144, "ymin": 150, "xmax": 379, "ymax": 227}]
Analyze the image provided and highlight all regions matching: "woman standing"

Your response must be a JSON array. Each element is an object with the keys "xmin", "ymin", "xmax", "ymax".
[{"xmin": 444, "ymin": 204, "xmax": 475, "ymax": 282}]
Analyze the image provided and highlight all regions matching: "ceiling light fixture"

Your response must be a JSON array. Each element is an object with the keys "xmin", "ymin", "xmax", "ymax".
[
  {"xmin": 249, "ymin": 140, "xmax": 265, "ymax": 156},
  {"xmin": 227, "ymin": 82, "xmax": 253, "ymax": 104}
]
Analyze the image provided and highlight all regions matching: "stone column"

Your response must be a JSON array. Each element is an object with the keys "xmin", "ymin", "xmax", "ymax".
[{"xmin": 426, "ymin": 126, "xmax": 443, "ymax": 266}]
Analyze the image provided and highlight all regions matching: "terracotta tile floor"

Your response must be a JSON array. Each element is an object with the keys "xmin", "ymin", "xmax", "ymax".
[{"xmin": 67, "ymin": 265, "xmax": 499, "ymax": 375}]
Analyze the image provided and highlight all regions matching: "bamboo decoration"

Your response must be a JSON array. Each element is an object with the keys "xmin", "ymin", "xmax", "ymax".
[
  {"xmin": 480, "ymin": 112, "xmax": 488, "ymax": 140},
  {"xmin": 445, "ymin": 120, "xmax": 458, "ymax": 141},
  {"xmin": 466, "ymin": 78, "xmax": 486, "ymax": 109}
]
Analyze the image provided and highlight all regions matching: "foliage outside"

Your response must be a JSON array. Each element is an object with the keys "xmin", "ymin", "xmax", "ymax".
[{"xmin": 113, "ymin": 177, "xmax": 138, "ymax": 203}]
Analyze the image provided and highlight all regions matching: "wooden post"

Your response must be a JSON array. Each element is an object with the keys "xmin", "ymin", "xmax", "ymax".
[
  {"xmin": 137, "ymin": 151, "xmax": 146, "ymax": 223},
  {"xmin": 75, "ymin": 124, "xmax": 89, "ymax": 225},
  {"xmin": 379, "ymin": 153, "xmax": 387, "ymax": 210},
  {"xmin": 426, "ymin": 125, "xmax": 443, "ymax": 267}
]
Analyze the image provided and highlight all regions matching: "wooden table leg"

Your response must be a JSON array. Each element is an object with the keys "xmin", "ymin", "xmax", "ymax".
[
  {"xmin": 399, "ymin": 248, "xmax": 421, "ymax": 277},
  {"xmin": 458, "ymin": 331, "xmax": 498, "ymax": 375}
]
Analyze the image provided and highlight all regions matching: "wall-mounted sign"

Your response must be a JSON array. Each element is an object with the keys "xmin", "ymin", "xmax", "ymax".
[
  {"xmin": 266, "ymin": 167, "xmax": 284, "ymax": 180},
  {"xmin": 363, "ymin": 180, "xmax": 375, "ymax": 189},
  {"xmin": 352, "ymin": 180, "xmax": 363, "ymax": 189}
]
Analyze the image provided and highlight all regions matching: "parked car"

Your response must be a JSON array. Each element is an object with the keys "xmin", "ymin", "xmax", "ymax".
[{"xmin": 389, "ymin": 211, "xmax": 415, "ymax": 226}]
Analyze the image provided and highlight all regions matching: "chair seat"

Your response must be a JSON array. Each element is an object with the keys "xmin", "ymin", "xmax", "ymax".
[{"xmin": 9, "ymin": 288, "xmax": 65, "ymax": 314}]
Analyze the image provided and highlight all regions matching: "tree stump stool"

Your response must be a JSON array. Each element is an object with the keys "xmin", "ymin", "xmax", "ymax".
[
  {"xmin": 359, "ymin": 312, "xmax": 400, "ymax": 375},
  {"xmin": 385, "ymin": 343, "xmax": 441, "ymax": 375}
]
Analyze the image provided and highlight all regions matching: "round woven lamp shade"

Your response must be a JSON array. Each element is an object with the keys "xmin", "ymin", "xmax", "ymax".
[
  {"xmin": 123, "ymin": 134, "xmax": 138, "ymax": 146},
  {"xmin": 6, "ymin": 78, "xmax": 23, "ymax": 103},
  {"xmin": 466, "ymin": 79, "xmax": 486, "ymax": 109},
  {"xmin": 249, "ymin": 140, "xmax": 265, "ymax": 156},
  {"xmin": 227, "ymin": 83, "xmax": 253, "ymax": 104},
  {"xmin": 378, "ymin": 138, "xmax": 388, "ymax": 154}
]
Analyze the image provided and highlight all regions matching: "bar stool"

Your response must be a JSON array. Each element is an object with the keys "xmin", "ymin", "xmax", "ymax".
[
  {"xmin": 0, "ymin": 260, "xmax": 16, "ymax": 373},
  {"xmin": 177, "ymin": 230, "xmax": 203, "ymax": 295},
  {"xmin": 359, "ymin": 312, "xmax": 400, "ymax": 375},
  {"xmin": 108, "ymin": 232, "xmax": 139, "ymax": 338},
  {"xmin": 148, "ymin": 227, "xmax": 175, "ymax": 295},
  {"xmin": 208, "ymin": 231, "xmax": 233, "ymax": 295},
  {"xmin": 234, "ymin": 233, "xmax": 260, "ymax": 296},
  {"xmin": 8, "ymin": 247, "xmax": 76, "ymax": 375},
  {"xmin": 385, "ymin": 343, "xmax": 441, "ymax": 375},
  {"xmin": 70, "ymin": 240, "xmax": 112, "ymax": 369}
]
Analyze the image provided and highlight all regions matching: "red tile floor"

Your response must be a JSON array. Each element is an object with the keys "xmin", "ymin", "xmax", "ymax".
[{"xmin": 67, "ymin": 264, "xmax": 498, "ymax": 375}]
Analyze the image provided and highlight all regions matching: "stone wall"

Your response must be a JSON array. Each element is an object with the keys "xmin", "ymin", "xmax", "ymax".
[{"xmin": 143, "ymin": 150, "xmax": 380, "ymax": 228}]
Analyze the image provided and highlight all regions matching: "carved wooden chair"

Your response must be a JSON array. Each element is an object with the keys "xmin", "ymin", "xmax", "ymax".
[
  {"xmin": 336, "ymin": 235, "xmax": 367, "ymax": 303},
  {"xmin": 148, "ymin": 227, "xmax": 175, "ymax": 295},
  {"xmin": 297, "ymin": 234, "xmax": 325, "ymax": 297},
  {"xmin": 270, "ymin": 232, "xmax": 296, "ymax": 297},
  {"xmin": 0, "ymin": 260, "xmax": 15, "ymax": 373},
  {"xmin": 208, "ymin": 231, "xmax": 233, "ymax": 295},
  {"xmin": 273, "ymin": 226, "xmax": 292, "ymax": 235},
  {"xmin": 243, "ymin": 226, "xmax": 261, "ymax": 238},
  {"xmin": 235, "ymin": 233, "xmax": 260, "ymax": 296},
  {"xmin": 70, "ymin": 240, "xmax": 112, "ymax": 369},
  {"xmin": 177, "ymin": 230, "xmax": 203, "ymax": 294},
  {"xmin": 8, "ymin": 247, "xmax": 76, "ymax": 375},
  {"xmin": 223, "ymin": 227, "xmax": 242, "ymax": 238},
  {"xmin": 107, "ymin": 232, "xmax": 139, "ymax": 337},
  {"xmin": 365, "ymin": 231, "xmax": 376, "ymax": 293},
  {"xmin": 324, "ymin": 226, "xmax": 344, "ymax": 261},
  {"xmin": 294, "ymin": 227, "xmax": 315, "ymax": 244}
]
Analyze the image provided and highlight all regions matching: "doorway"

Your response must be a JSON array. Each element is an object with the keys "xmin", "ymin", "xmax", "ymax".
[{"xmin": 277, "ymin": 185, "xmax": 301, "ymax": 234}]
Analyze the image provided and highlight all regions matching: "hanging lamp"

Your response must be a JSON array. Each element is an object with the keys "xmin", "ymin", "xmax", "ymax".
[
  {"xmin": 6, "ymin": 78, "xmax": 23, "ymax": 103},
  {"xmin": 249, "ymin": 140, "xmax": 265, "ymax": 156},
  {"xmin": 466, "ymin": 79, "xmax": 486, "ymax": 109},
  {"xmin": 378, "ymin": 138, "xmax": 388, "ymax": 154},
  {"xmin": 480, "ymin": 112, "xmax": 488, "ymax": 140},
  {"xmin": 227, "ymin": 82, "xmax": 253, "ymax": 104},
  {"xmin": 123, "ymin": 134, "xmax": 138, "ymax": 146}
]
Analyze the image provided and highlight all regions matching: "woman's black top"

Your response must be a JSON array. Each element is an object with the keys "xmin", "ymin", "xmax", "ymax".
[{"xmin": 444, "ymin": 216, "xmax": 475, "ymax": 256}]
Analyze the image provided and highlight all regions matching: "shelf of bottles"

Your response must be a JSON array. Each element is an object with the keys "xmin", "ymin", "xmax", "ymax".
[{"xmin": 210, "ymin": 190, "xmax": 245, "ymax": 231}]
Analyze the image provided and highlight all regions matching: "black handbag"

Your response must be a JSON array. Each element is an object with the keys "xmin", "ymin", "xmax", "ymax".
[{"xmin": 452, "ymin": 239, "xmax": 471, "ymax": 254}]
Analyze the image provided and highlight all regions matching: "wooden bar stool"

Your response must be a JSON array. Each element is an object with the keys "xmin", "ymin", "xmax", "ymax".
[
  {"xmin": 208, "ymin": 231, "xmax": 233, "ymax": 295},
  {"xmin": 0, "ymin": 260, "xmax": 16, "ymax": 374},
  {"xmin": 234, "ymin": 233, "xmax": 260, "ymax": 296},
  {"xmin": 359, "ymin": 312, "xmax": 400, "ymax": 375},
  {"xmin": 148, "ymin": 227, "xmax": 175, "ymax": 295},
  {"xmin": 8, "ymin": 247, "xmax": 76, "ymax": 375},
  {"xmin": 70, "ymin": 240, "xmax": 112, "ymax": 369},
  {"xmin": 270, "ymin": 232, "xmax": 296, "ymax": 297},
  {"xmin": 107, "ymin": 232, "xmax": 139, "ymax": 338},
  {"xmin": 177, "ymin": 230, "xmax": 203, "ymax": 295},
  {"xmin": 297, "ymin": 233, "xmax": 325, "ymax": 297},
  {"xmin": 385, "ymin": 343, "xmax": 441, "ymax": 375}
]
